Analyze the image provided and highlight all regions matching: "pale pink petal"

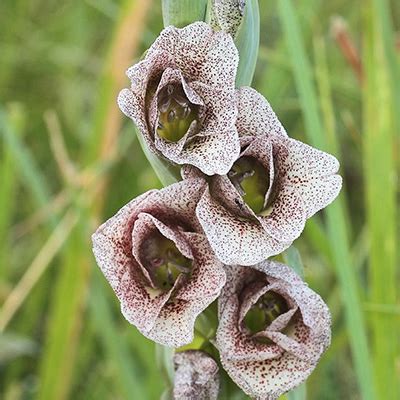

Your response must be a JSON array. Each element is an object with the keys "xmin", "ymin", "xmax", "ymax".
[
  {"xmin": 217, "ymin": 261, "xmax": 331, "ymax": 399},
  {"xmin": 173, "ymin": 351, "xmax": 220, "ymax": 400},
  {"xmin": 174, "ymin": 233, "xmax": 226, "ymax": 302},
  {"xmin": 177, "ymin": 130, "xmax": 240, "ymax": 175},
  {"xmin": 119, "ymin": 268, "xmax": 170, "ymax": 334},
  {"xmin": 271, "ymin": 134, "xmax": 342, "ymax": 218},
  {"xmin": 196, "ymin": 188, "xmax": 290, "ymax": 265},
  {"xmin": 146, "ymin": 234, "xmax": 225, "ymax": 346},
  {"xmin": 258, "ymin": 185, "xmax": 307, "ymax": 242},
  {"xmin": 220, "ymin": 353, "xmax": 313, "ymax": 400},
  {"xmin": 148, "ymin": 22, "xmax": 238, "ymax": 87},
  {"xmin": 117, "ymin": 88, "xmax": 160, "ymax": 156},
  {"xmin": 236, "ymin": 87, "xmax": 288, "ymax": 138},
  {"xmin": 217, "ymin": 267, "xmax": 285, "ymax": 363},
  {"xmin": 92, "ymin": 179, "xmax": 225, "ymax": 347},
  {"xmin": 190, "ymin": 82, "xmax": 236, "ymax": 131},
  {"xmin": 92, "ymin": 190, "xmax": 156, "ymax": 291}
]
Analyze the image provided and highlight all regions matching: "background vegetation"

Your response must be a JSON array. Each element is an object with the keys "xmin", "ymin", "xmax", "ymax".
[{"xmin": 0, "ymin": 0, "xmax": 399, "ymax": 399}]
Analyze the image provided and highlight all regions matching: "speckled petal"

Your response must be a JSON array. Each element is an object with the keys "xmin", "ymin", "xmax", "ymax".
[
  {"xmin": 258, "ymin": 186, "xmax": 307, "ymax": 242},
  {"xmin": 92, "ymin": 179, "xmax": 223, "ymax": 347},
  {"xmin": 196, "ymin": 187, "xmax": 290, "ymax": 265},
  {"xmin": 236, "ymin": 87, "xmax": 288, "ymax": 138},
  {"xmin": 220, "ymin": 353, "xmax": 312, "ymax": 400},
  {"xmin": 153, "ymin": 80, "xmax": 239, "ymax": 175},
  {"xmin": 92, "ymin": 190, "xmax": 156, "ymax": 292},
  {"xmin": 119, "ymin": 22, "xmax": 240, "ymax": 175},
  {"xmin": 271, "ymin": 134, "xmax": 342, "ymax": 218},
  {"xmin": 176, "ymin": 129, "xmax": 240, "ymax": 175},
  {"xmin": 148, "ymin": 22, "xmax": 238, "ymax": 87},
  {"xmin": 216, "ymin": 261, "xmax": 331, "ymax": 399},
  {"xmin": 173, "ymin": 351, "xmax": 220, "ymax": 400},
  {"xmin": 147, "ymin": 233, "xmax": 226, "ymax": 347},
  {"xmin": 217, "ymin": 267, "xmax": 284, "ymax": 362},
  {"xmin": 118, "ymin": 88, "xmax": 153, "ymax": 148}
]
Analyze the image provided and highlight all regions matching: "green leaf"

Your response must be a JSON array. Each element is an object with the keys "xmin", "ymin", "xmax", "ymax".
[
  {"xmin": 234, "ymin": 0, "xmax": 260, "ymax": 87},
  {"xmin": 162, "ymin": 0, "xmax": 208, "ymax": 28},
  {"xmin": 283, "ymin": 246, "xmax": 304, "ymax": 278},
  {"xmin": 89, "ymin": 270, "xmax": 148, "ymax": 399},
  {"xmin": 0, "ymin": 107, "xmax": 55, "ymax": 226},
  {"xmin": 156, "ymin": 344, "xmax": 175, "ymax": 388},
  {"xmin": 287, "ymin": 384, "xmax": 307, "ymax": 400},
  {"xmin": 134, "ymin": 126, "xmax": 181, "ymax": 186}
]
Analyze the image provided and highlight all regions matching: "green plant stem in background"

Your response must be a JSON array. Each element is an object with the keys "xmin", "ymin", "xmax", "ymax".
[
  {"xmin": 0, "ymin": 109, "xmax": 55, "ymax": 227},
  {"xmin": 36, "ymin": 224, "xmax": 91, "ymax": 400},
  {"xmin": 89, "ymin": 270, "xmax": 148, "ymax": 399},
  {"xmin": 363, "ymin": 4, "xmax": 398, "ymax": 399},
  {"xmin": 0, "ymin": 106, "xmax": 24, "ymax": 279},
  {"xmin": 278, "ymin": 1, "xmax": 376, "ymax": 399},
  {"xmin": 162, "ymin": 0, "xmax": 208, "ymax": 27}
]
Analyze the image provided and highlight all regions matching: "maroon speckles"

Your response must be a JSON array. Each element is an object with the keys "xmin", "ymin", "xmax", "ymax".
[
  {"xmin": 92, "ymin": 179, "xmax": 226, "ymax": 347},
  {"xmin": 191, "ymin": 108, "xmax": 341, "ymax": 265},
  {"xmin": 216, "ymin": 261, "xmax": 331, "ymax": 399},
  {"xmin": 118, "ymin": 22, "xmax": 240, "ymax": 175},
  {"xmin": 173, "ymin": 350, "xmax": 220, "ymax": 400}
]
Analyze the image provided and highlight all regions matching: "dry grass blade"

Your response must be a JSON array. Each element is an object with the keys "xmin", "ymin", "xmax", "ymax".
[{"xmin": 0, "ymin": 210, "xmax": 78, "ymax": 332}]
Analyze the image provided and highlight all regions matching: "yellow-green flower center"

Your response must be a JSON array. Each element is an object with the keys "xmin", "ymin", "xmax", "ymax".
[
  {"xmin": 157, "ymin": 84, "xmax": 198, "ymax": 142},
  {"xmin": 243, "ymin": 291, "xmax": 288, "ymax": 334},
  {"xmin": 228, "ymin": 156, "xmax": 270, "ymax": 214},
  {"xmin": 142, "ymin": 232, "xmax": 192, "ymax": 291}
]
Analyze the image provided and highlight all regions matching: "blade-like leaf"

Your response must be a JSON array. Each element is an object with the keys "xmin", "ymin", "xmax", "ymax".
[
  {"xmin": 162, "ymin": 0, "xmax": 208, "ymax": 27},
  {"xmin": 233, "ymin": 0, "xmax": 260, "ymax": 87}
]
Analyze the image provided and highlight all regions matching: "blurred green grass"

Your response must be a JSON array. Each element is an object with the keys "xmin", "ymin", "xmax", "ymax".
[{"xmin": 0, "ymin": 0, "xmax": 399, "ymax": 399}]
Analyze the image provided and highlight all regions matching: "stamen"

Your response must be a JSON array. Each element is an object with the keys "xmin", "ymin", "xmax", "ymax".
[
  {"xmin": 243, "ymin": 291, "xmax": 288, "ymax": 335},
  {"xmin": 156, "ymin": 84, "xmax": 198, "ymax": 143},
  {"xmin": 142, "ymin": 232, "xmax": 193, "ymax": 292},
  {"xmin": 151, "ymin": 257, "xmax": 164, "ymax": 267},
  {"xmin": 167, "ymin": 109, "xmax": 176, "ymax": 122}
]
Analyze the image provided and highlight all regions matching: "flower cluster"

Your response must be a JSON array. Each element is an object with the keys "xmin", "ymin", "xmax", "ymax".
[{"xmin": 93, "ymin": 21, "xmax": 341, "ymax": 399}]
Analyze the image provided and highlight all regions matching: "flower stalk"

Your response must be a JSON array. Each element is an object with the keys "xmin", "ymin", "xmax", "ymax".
[{"xmin": 92, "ymin": 3, "xmax": 341, "ymax": 398}]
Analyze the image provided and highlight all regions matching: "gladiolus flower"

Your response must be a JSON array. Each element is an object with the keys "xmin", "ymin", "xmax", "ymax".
[
  {"xmin": 185, "ymin": 87, "xmax": 342, "ymax": 265},
  {"xmin": 216, "ymin": 261, "xmax": 331, "ymax": 399},
  {"xmin": 92, "ymin": 179, "xmax": 226, "ymax": 347},
  {"xmin": 118, "ymin": 22, "xmax": 240, "ymax": 176}
]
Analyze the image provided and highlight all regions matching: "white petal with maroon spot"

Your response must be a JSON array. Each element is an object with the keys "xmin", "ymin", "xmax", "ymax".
[
  {"xmin": 196, "ymin": 187, "xmax": 290, "ymax": 265},
  {"xmin": 258, "ymin": 185, "xmax": 307, "ymax": 242},
  {"xmin": 146, "ymin": 234, "xmax": 226, "ymax": 347},
  {"xmin": 92, "ymin": 179, "xmax": 225, "ymax": 347},
  {"xmin": 216, "ymin": 261, "xmax": 331, "ymax": 399},
  {"xmin": 118, "ymin": 22, "xmax": 239, "ymax": 175},
  {"xmin": 270, "ymin": 134, "xmax": 342, "ymax": 218},
  {"xmin": 236, "ymin": 87, "xmax": 288, "ymax": 138}
]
